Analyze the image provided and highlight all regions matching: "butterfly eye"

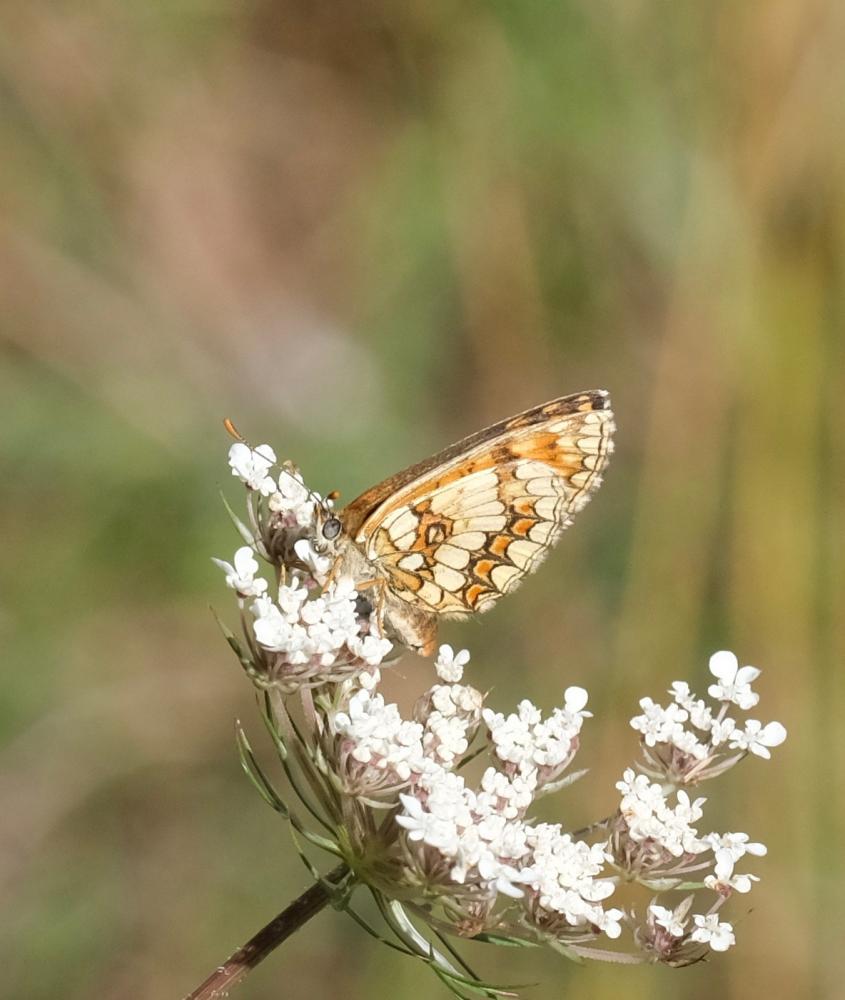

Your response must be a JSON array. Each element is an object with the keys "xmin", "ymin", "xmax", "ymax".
[{"xmin": 322, "ymin": 517, "xmax": 341, "ymax": 540}]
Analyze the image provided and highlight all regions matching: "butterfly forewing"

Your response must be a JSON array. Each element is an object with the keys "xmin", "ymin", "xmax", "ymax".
[{"xmin": 340, "ymin": 391, "xmax": 614, "ymax": 619}]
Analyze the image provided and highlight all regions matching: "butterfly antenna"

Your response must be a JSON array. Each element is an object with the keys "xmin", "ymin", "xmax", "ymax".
[
  {"xmin": 224, "ymin": 417, "xmax": 330, "ymax": 509},
  {"xmin": 223, "ymin": 417, "xmax": 245, "ymax": 442}
]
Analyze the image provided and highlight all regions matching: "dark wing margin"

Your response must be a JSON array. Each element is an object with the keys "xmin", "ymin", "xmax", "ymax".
[{"xmin": 341, "ymin": 390, "xmax": 612, "ymax": 538}]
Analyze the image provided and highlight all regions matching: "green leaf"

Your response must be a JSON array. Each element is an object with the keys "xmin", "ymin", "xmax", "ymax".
[
  {"xmin": 431, "ymin": 927, "xmax": 484, "ymax": 982},
  {"xmin": 235, "ymin": 723, "xmax": 290, "ymax": 817},
  {"xmin": 259, "ymin": 693, "xmax": 289, "ymax": 760},
  {"xmin": 211, "ymin": 608, "xmax": 256, "ymax": 676},
  {"xmin": 341, "ymin": 903, "xmax": 420, "ymax": 958},
  {"xmin": 375, "ymin": 896, "xmax": 524, "ymax": 998},
  {"xmin": 219, "ymin": 490, "xmax": 256, "ymax": 546},
  {"xmin": 259, "ymin": 695, "xmax": 339, "ymax": 833},
  {"xmin": 430, "ymin": 962, "xmax": 524, "ymax": 998},
  {"xmin": 430, "ymin": 965, "xmax": 475, "ymax": 1000}
]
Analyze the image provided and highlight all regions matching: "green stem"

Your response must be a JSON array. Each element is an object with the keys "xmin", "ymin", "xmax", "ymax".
[{"xmin": 182, "ymin": 863, "xmax": 349, "ymax": 1000}]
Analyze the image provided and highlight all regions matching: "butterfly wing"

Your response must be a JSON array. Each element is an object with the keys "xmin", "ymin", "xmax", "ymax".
[{"xmin": 340, "ymin": 391, "xmax": 615, "ymax": 617}]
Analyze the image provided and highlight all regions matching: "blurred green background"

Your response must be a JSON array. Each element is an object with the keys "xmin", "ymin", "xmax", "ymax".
[{"xmin": 2, "ymin": 2, "xmax": 843, "ymax": 998}]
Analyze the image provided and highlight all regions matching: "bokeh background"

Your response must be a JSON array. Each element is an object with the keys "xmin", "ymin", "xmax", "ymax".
[{"xmin": 2, "ymin": 2, "xmax": 843, "ymax": 998}]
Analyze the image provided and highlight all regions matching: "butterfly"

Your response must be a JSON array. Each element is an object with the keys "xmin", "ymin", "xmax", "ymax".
[{"xmin": 311, "ymin": 390, "xmax": 615, "ymax": 656}]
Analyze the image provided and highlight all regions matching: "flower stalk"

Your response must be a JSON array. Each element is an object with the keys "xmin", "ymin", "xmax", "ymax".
[{"xmin": 183, "ymin": 863, "xmax": 350, "ymax": 1000}]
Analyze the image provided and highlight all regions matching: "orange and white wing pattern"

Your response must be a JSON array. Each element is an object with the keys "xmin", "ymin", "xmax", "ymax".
[{"xmin": 340, "ymin": 391, "xmax": 615, "ymax": 618}]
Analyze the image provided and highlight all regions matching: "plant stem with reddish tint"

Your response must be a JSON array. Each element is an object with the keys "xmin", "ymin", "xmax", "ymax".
[{"xmin": 183, "ymin": 864, "xmax": 349, "ymax": 1000}]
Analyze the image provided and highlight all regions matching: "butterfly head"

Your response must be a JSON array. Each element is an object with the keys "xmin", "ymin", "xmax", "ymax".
[{"xmin": 311, "ymin": 502, "xmax": 345, "ymax": 558}]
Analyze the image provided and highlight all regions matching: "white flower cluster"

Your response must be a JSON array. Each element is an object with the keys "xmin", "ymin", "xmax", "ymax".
[
  {"xmin": 214, "ymin": 546, "xmax": 393, "ymax": 687},
  {"xmin": 417, "ymin": 645, "xmax": 483, "ymax": 767},
  {"xmin": 219, "ymin": 441, "xmax": 399, "ymax": 689},
  {"xmin": 228, "ymin": 442, "xmax": 321, "ymax": 529},
  {"xmin": 613, "ymin": 758, "xmax": 774, "ymax": 899},
  {"xmin": 219, "ymin": 441, "xmax": 787, "ymax": 969},
  {"xmin": 522, "ymin": 826, "xmax": 623, "ymax": 938},
  {"xmin": 398, "ymin": 769, "xmax": 533, "ymax": 898},
  {"xmin": 227, "ymin": 441, "xmax": 277, "ymax": 495},
  {"xmin": 629, "ymin": 650, "xmax": 786, "ymax": 781},
  {"xmin": 251, "ymin": 577, "xmax": 391, "ymax": 667},
  {"xmin": 334, "ymin": 688, "xmax": 436, "ymax": 790},
  {"xmin": 703, "ymin": 831, "xmax": 766, "ymax": 894},
  {"xmin": 647, "ymin": 903, "xmax": 736, "ymax": 954},
  {"xmin": 398, "ymin": 763, "xmax": 626, "ymax": 940},
  {"xmin": 482, "ymin": 687, "xmax": 590, "ymax": 785},
  {"xmin": 616, "ymin": 769, "xmax": 708, "ymax": 858},
  {"xmin": 334, "ymin": 651, "xmax": 620, "ymax": 939},
  {"xmin": 607, "ymin": 653, "xmax": 787, "ymax": 956},
  {"xmin": 332, "ymin": 647, "xmax": 485, "ymax": 795}
]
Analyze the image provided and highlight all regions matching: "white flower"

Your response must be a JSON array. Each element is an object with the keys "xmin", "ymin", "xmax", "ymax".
[
  {"xmin": 690, "ymin": 913, "xmax": 736, "ymax": 952},
  {"xmin": 276, "ymin": 578, "xmax": 308, "ymax": 616},
  {"xmin": 397, "ymin": 772, "xmax": 471, "ymax": 850},
  {"xmin": 707, "ymin": 650, "xmax": 760, "ymax": 710},
  {"xmin": 476, "ymin": 767, "xmax": 536, "ymax": 820},
  {"xmin": 228, "ymin": 442, "xmax": 277, "ymax": 494},
  {"xmin": 687, "ymin": 699, "xmax": 714, "ymax": 731},
  {"xmin": 293, "ymin": 538, "xmax": 332, "ymax": 581},
  {"xmin": 483, "ymin": 701, "xmax": 541, "ymax": 770},
  {"xmin": 728, "ymin": 719, "xmax": 787, "ymax": 758},
  {"xmin": 704, "ymin": 849, "xmax": 760, "ymax": 894},
  {"xmin": 252, "ymin": 600, "xmax": 295, "ymax": 651},
  {"xmin": 705, "ymin": 831, "xmax": 767, "ymax": 864},
  {"xmin": 423, "ymin": 713, "xmax": 470, "ymax": 764},
  {"xmin": 521, "ymin": 824, "xmax": 618, "ymax": 934},
  {"xmin": 336, "ymin": 690, "xmax": 428, "ymax": 784},
  {"xmin": 649, "ymin": 903, "xmax": 687, "ymax": 937},
  {"xmin": 704, "ymin": 859, "xmax": 759, "ymax": 894},
  {"xmin": 721, "ymin": 873, "xmax": 757, "ymax": 894},
  {"xmin": 562, "ymin": 686, "xmax": 591, "ymax": 718},
  {"xmin": 428, "ymin": 683, "xmax": 483, "ymax": 720},
  {"xmin": 629, "ymin": 697, "xmax": 688, "ymax": 746},
  {"xmin": 434, "ymin": 645, "xmax": 470, "ymax": 682},
  {"xmin": 668, "ymin": 725, "xmax": 710, "ymax": 760},
  {"xmin": 349, "ymin": 634, "xmax": 393, "ymax": 666},
  {"xmin": 616, "ymin": 768, "xmax": 667, "ymax": 814},
  {"xmin": 397, "ymin": 792, "xmax": 461, "ymax": 854},
  {"xmin": 615, "ymin": 770, "xmax": 708, "ymax": 857},
  {"xmin": 668, "ymin": 681, "xmax": 696, "ymax": 711},
  {"xmin": 708, "ymin": 717, "xmax": 738, "ymax": 746},
  {"xmin": 213, "ymin": 546, "xmax": 268, "ymax": 597},
  {"xmin": 592, "ymin": 906, "xmax": 625, "ymax": 939},
  {"xmin": 358, "ymin": 668, "xmax": 381, "ymax": 691},
  {"xmin": 268, "ymin": 468, "xmax": 317, "ymax": 527},
  {"xmin": 483, "ymin": 691, "xmax": 588, "ymax": 781}
]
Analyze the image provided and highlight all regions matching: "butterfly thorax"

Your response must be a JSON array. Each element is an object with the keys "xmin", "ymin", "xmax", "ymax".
[{"xmin": 332, "ymin": 536, "xmax": 439, "ymax": 653}]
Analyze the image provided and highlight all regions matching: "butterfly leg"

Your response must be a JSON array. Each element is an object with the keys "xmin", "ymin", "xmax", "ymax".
[
  {"xmin": 354, "ymin": 578, "xmax": 438, "ymax": 657},
  {"xmin": 353, "ymin": 577, "xmax": 390, "ymax": 634}
]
